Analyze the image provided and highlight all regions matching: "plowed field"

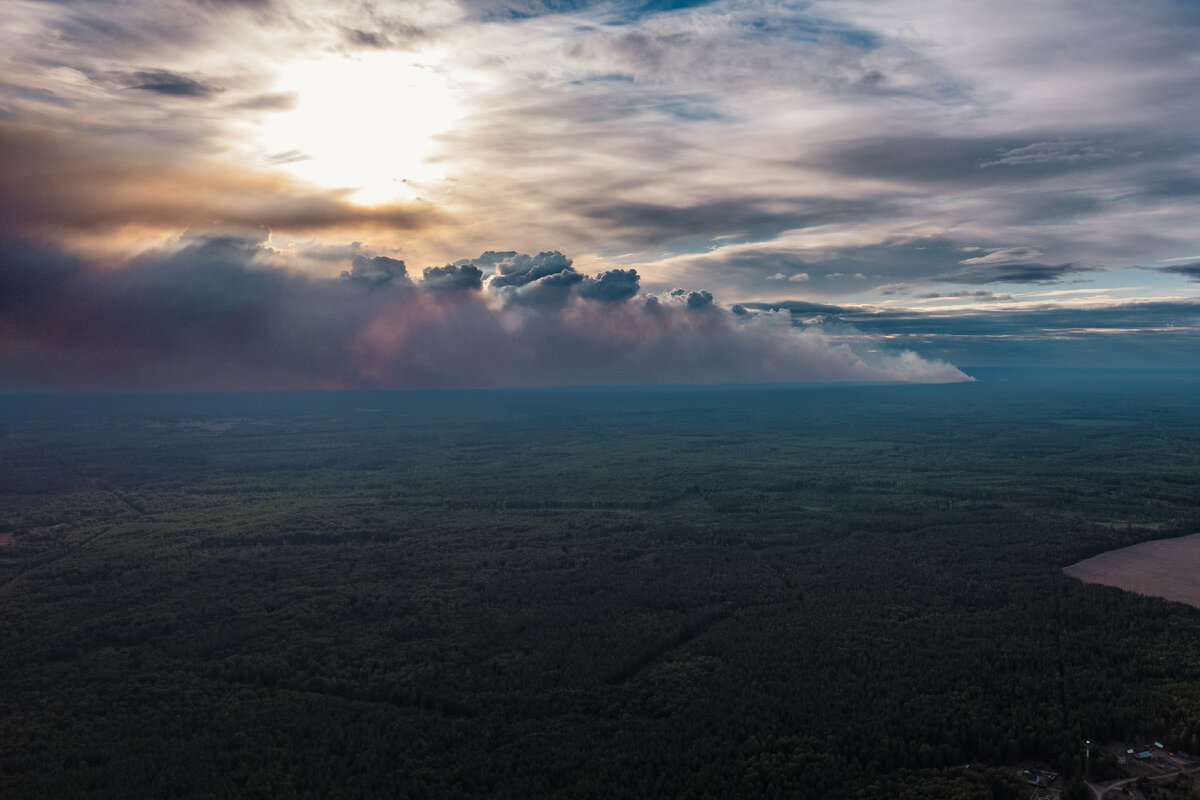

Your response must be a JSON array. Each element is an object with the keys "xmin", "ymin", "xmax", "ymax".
[{"xmin": 1064, "ymin": 533, "xmax": 1200, "ymax": 609}]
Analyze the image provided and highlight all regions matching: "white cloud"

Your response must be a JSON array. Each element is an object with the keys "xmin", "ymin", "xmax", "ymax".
[{"xmin": 959, "ymin": 247, "xmax": 1044, "ymax": 265}]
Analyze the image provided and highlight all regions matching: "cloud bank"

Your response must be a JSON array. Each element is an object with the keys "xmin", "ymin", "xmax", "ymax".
[
  {"xmin": 2, "ymin": 0, "xmax": 1197, "ymax": 374},
  {"xmin": 0, "ymin": 235, "xmax": 969, "ymax": 391}
]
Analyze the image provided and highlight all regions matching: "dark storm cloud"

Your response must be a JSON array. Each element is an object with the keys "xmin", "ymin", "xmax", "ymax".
[
  {"xmin": 341, "ymin": 255, "xmax": 413, "ymax": 286},
  {"xmin": 124, "ymin": 69, "xmax": 223, "ymax": 98},
  {"xmin": 576, "ymin": 197, "xmax": 895, "ymax": 247},
  {"xmin": 482, "ymin": 251, "xmax": 585, "ymax": 305},
  {"xmin": 940, "ymin": 262, "xmax": 1081, "ymax": 285},
  {"xmin": 665, "ymin": 287, "xmax": 714, "ymax": 309},
  {"xmin": 578, "ymin": 268, "xmax": 640, "ymax": 302},
  {"xmin": 0, "ymin": 237, "xmax": 968, "ymax": 390},
  {"xmin": 494, "ymin": 269, "xmax": 585, "ymax": 307},
  {"xmin": 0, "ymin": 234, "xmax": 374, "ymax": 390},
  {"xmin": 0, "ymin": 239, "xmax": 79, "ymax": 315},
  {"xmin": 487, "ymin": 251, "xmax": 576, "ymax": 288},
  {"xmin": 1158, "ymin": 261, "xmax": 1200, "ymax": 282},
  {"xmin": 421, "ymin": 263, "xmax": 484, "ymax": 292}
]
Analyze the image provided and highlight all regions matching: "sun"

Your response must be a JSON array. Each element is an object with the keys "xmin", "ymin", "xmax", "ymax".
[{"xmin": 254, "ymin": 50, "xmax": 462, "ymax": 205}]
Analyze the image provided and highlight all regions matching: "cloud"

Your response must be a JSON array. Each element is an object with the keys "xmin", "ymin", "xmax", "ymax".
[
  {"xmin": 578, "ymin": 268, "xmax": 640, "ymax": 302},
  {"xmin": 497, "ymin": 269, "xmax": 585, "ymax": 306},
  {"xmin": 573, "ymin": 197, "xmax": 891, "ymax": 248},
  {"xmin": 736, "ymin": 295, "xmax": 1200, "ymax": 367},
  {"xmin": 917, "ymin": 290, "xmax": 1012, "ymax": 302},
  {"xmin": 229, "ymin": 92, "xmax": 299, "ymax": 112},
  {"xmin": 0, "ymin": 123, "xmax": 442, "ymax": 239},
  {"xmin": 810, "ymin": 135, "xmax": 1114, "ymax": 187},
  {"xmin": 487, "ymin": 251, "xmax": 576, "ymax": 288},
  {"xmin": 0, "ymin": 237, "xmax": 971, "ymax": 390},
  {"xmin": 280, "ymin": 239, "xmax": 367, "ymax": 263},
  {"xmin": 483, "ymin": 251, "xmax": 584, "ymax": 306},
  {"xmin": 941, "ymin": 262, "xmax": 1081, "ymax": 285},
  {"xmin": 739, "ymin": 300, "xmax": 844, "ymax": 315},
  {"xmin": 340, "ymin": 20, "xmax": 428, "ymax": 50},
  {"xmin": 123, "ymin": 69, "xmax": 223, "ymax": 98},
  {"xmin": 1159, "ymin": 261, "xmax": 1200, "ymax": 282},
  {"xmin": 978, "ymin": 140, "xmax": 1117, "ymax": 168},
  {"xmin": 957, "ymin": 247, "xmax": 1045, "ymax": 266},
  {"xmin": 5, "ymin": 0, "xmax": 1198, "ymax": 318},
  {"xmin": 341, "ymin": 255, "xmax": 412, "ymax": 286},
  {"xmin": 421, "ymin": 263, "xmax": 484, "ymax": 292}
]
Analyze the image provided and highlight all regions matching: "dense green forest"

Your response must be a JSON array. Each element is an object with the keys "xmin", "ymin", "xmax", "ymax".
[{"xmin": 2, "ymin": 369, "xmax": 1200, "ymax": 798}]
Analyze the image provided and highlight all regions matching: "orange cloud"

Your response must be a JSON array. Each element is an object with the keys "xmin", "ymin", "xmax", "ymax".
[{"xmin": 0, "ymin": 123, "xmax": 445, "ymax": 248}]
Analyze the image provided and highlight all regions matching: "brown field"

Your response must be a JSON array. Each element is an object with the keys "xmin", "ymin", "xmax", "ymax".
[
  {"xmin": 0, "ymin": 533, "xmax": 11, "ymax": 546},
  {"xmin": 1064, "ymin": 533, "xmax": 1200, "ymax": 609}
]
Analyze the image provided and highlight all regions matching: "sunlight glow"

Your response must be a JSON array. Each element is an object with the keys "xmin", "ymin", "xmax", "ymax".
[{"xmin": 256, "ymin": 50, "xmax": 461, "ymax": 205}]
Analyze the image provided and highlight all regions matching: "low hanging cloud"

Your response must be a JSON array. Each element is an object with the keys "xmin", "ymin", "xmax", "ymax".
[{"xmin": 0, "ymin": 236, "xmax": 971, "ymax": 390}]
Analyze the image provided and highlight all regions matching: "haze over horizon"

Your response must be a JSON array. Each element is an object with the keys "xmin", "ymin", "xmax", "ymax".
[{"xmin": 2, "ymin": 0, "xmax": 1198, "ymax": 389}]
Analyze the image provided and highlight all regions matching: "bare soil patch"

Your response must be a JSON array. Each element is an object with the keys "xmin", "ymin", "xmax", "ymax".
[
  {"xmin": 1065, "ymin": 533, "xmax": 1200, "ymax": 609},
  {"xmin": 0, "ymin": 533, "xmax": 11, "ymax": 546}
]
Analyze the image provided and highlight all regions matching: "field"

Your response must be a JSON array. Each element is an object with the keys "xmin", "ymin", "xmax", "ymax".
[
  {"xmin": 3, "ymin": 369, "xmax": 1200, "ymax": 799},
  {"xmin": 1065, "ymin": 534, "xmax": 1200, "ymax": 609}
]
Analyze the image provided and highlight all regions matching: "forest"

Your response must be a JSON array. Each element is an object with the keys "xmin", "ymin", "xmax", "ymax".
[{"xmin": 2, "ymin": 368, "xmax": 1200, "ymax": 799}]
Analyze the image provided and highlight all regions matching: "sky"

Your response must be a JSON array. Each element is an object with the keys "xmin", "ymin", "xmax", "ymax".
[{"xmin": 1, "ymin": 0, "xmax": 1198, "ymax": 390}]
